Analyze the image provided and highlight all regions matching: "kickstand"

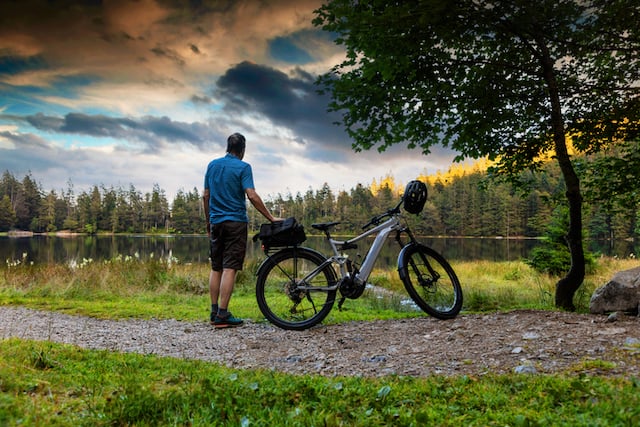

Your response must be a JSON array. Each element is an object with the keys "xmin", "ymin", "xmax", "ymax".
[{"xmin": 337, "ymin": 297, "xmax": 346, "ymax": 310}]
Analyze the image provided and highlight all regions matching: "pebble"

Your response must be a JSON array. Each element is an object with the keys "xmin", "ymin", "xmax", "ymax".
[
  {"xmin": 624, "ymin": 337, "xmax": 640, "ymax": 351},
  {"xmin": 365, "ymin": 355, "xmax": 388, "ymax": 363}
]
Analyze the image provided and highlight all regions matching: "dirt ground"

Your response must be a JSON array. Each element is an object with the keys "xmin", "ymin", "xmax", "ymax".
[{"xmin": 1, "ymin": 307, "xmax": 639, "ymax": 377}]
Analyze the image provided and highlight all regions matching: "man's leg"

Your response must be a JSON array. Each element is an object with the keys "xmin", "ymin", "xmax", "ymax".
[
  {"xmin": 212, "ymin": 222, "xmax": 246, "ymax": 328},
  {"xmin": 209, "ymin": 269, "xmax": 221, "ymax": 323},
  {"xmin": 213, "ymin": 268, "xmax": 243, "ymax": 328},
  {"xmin": 218, "ymin": 268, "xmax": 237, "ymax": 310}
]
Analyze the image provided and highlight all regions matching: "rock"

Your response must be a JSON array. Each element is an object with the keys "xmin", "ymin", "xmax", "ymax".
[
  {"xmin": 514, "ymin": 364, "xmax": 538, "ymax": 374},
  {"xmin": 590, "ymin": 266, "xmax": 640, "ymax": 314}
]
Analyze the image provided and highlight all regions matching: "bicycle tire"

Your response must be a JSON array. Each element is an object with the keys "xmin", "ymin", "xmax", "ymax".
[
  {"xmin": 256, "ymin": 247, "xmax": 338, "ymax": 330},
  {"xmin": 398, "ymin": 243, "xmax": 463, "ymax": 319}
]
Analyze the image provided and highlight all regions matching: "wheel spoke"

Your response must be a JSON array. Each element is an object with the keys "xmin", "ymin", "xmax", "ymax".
[{"xmin": 256, "ymin": 248, "xmax": 336, "ymax": 330}]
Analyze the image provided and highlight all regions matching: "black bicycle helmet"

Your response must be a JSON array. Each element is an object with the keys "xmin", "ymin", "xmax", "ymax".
[{"xmin": 403, "ymin": 180, "xmax": 427, "ymax": 214}]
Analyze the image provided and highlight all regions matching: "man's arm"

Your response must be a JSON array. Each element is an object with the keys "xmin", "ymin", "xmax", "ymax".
[
  {"xmin": 246, "ymin": 188, "xmax": 276, "ymax": 222},
  {"xmin": 202, "ymin": 188, "xmax": 211, "ymax": 237}
]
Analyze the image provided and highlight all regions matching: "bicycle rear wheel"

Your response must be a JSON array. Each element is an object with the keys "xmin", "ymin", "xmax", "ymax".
[
  {"xmin": 256, "ymin": 247, "xmax": 338, "ymax": 330},
  {"xmin": 398, "ymin": 243, "xmax": 463, "ymax": 319}
]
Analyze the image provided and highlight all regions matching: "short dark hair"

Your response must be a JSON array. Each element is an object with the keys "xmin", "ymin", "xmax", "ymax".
[{"xmin": 226, "ymin": 133, "xmax": 246, "ymax": 155}]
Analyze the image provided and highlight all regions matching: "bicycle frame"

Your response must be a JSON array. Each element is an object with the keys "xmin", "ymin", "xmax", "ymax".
[
  {"xmin": 327, "ymin": 215, "xmax": 403, "ymax": 286},
  {"xmin": 274, "ymin": 215, "xmax": 404, "ymax": 293}
]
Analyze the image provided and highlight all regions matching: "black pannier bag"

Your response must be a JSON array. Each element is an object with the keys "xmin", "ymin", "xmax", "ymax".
[{"xmin": 253, "ymin": 217, "xmax": 306, "ymax": 249}]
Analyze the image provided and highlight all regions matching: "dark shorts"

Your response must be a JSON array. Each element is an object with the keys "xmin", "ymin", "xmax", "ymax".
[{"xmin": 209, "ymin": 221, "xmax": 248, "ymax": 271}]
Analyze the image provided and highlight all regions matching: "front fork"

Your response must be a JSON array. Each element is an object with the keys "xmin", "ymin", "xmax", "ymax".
[{"xmin": 396, "ymin": 230, "xmax": 440, "ymax": 286}]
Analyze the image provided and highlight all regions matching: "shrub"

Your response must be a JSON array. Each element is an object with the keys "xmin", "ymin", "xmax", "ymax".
[{"xmin": 526, "ymin": 205, "xmax": 595, "ymax": 275}]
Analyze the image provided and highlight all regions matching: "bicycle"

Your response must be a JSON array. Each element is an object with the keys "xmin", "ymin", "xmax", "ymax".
[{"xmin": 254, "ymin": 181, "xmax": 463, "ymax": 330}]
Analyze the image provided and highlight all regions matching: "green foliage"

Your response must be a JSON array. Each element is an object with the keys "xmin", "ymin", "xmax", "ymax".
[
  {"xmin": 0, "ymin": 339, "xmax": 639, "ymax": 426},
  {"xmin": 313, "ymin": 0, "xmax": 639, "ymax": 174},
  {"xmin": 0, "ymin": 172, "xmax": 179, "ymax": 234},
  {"xmin": 0, "ymin": 195, "xmax": 16, "ymax": 232},
  {"xmin": 526, "ymin": 206, "xmax": 596, "ymax": 275},
  {"xmin": 527, "ymin": 243, "xmax": 572, "ymax": 276},
  {"xmin": 581, "ymin": 139, "xmax": 640, "ymax": 211}
]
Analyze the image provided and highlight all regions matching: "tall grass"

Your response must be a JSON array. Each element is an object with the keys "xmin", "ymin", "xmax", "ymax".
[{"xmin": 1, "ymin": 253, "xmax": 637, "ymax": 321}]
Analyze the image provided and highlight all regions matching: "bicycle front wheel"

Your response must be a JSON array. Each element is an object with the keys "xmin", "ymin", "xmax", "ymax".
[
  {"xmin": 398, "ymin": 243, "xmax": 463, "ymax": 319},
  {"xmin": 256, "ymin": 247, "xmax": 338, "ymax": 330}
]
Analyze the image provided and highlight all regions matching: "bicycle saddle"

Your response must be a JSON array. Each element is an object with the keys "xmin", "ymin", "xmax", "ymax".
[{"xmin": 311, "ymin": 221, "xmax": 340, "ymax": 231}]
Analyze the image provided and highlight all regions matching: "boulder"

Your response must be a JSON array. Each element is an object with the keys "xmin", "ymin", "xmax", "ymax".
[{"xmin": 590, "ymin": 266, "xmax": 640, "ymax": 314}]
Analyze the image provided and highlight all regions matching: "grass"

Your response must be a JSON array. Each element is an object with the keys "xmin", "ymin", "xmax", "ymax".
[
  {"xmin": 1, "ymin": 254, "xmax": 639, "ymax": 425},
  {"xmin": 1, "ymin": 338, "xmax": 639, "ymax": 426},
  {"xmin": 3, "ymin": 253, "xmax": 635, "ymax": 321}
]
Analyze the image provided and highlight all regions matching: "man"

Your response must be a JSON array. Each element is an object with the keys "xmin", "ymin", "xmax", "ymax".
[{"xmin": 203, "ymin": 132, "xmax": 276, "ymax": 328}]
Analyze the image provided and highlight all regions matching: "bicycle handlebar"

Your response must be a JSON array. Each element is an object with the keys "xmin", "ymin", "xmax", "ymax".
[{"xmin": 361, "ymin": 200, "xmax": 403, "ymax": 230}]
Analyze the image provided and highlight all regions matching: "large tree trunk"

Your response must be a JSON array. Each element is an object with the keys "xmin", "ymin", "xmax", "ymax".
[
  {"xmin": 554, "ymin": 144, "xmax": 585, "ymax": 311},
  {"xmin": 537, "ymin": 37, "xmax": 586, "ymax": 311}
]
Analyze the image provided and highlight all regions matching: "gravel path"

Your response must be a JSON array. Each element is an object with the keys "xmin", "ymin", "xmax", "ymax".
[{"xmin": 1, "ymin": 306, "xmax": 639, "ymax": 377}]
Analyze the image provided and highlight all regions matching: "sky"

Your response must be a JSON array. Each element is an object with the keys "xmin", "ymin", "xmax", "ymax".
[{"xmin": 0, "ymin": 0, "xmax": 457, "ymax": 202}]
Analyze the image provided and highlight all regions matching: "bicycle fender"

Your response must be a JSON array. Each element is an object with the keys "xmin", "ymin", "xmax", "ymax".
[
  {"xmin": 397, "ymin": 242, "xmax": 420, "ymax": 278},
  {"xmin": 255, "ymin": 247, "xmax": 327, "ymax": 278},
  {"xmin": 255, "ymin": 257, "xmax": 273, "ymax": 278}
]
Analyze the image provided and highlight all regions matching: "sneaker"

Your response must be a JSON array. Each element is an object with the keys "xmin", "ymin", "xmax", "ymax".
[{"xmin": 213, "ymin": 312, "xmax": 244, "ymax": 328}]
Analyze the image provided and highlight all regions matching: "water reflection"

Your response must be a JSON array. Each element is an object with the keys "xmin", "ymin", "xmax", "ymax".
[{"xmin": 0, "ymin": 234, "xmax": 637, "ymax": 267}]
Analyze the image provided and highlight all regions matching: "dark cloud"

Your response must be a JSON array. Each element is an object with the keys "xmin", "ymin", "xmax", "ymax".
[
  {"xmin": 4, "ymin": 112, "xmax": 218, "ymax": 151},
  {"xmin": 150, "ymin": 46, "xmax": 186, "ymax": 67},
  {"xmin": 212, "ymin": 61, "xmax": 458, "ymax": 167},
  {"xmin": 0, "ymin": 130, "xmax": 51, "ymax": 150},
  {"xmin": 25, "ymin": 113, "xmax": 65, "ymax": 132},
  {"xmin": 144, "ymin": 116, "xmax": 209, "ymax": 144},
  {"xmin": 215, "ymin": 61, "xmax": 349, "ymax": 154},
  {"xmin": 267, "ymin": 29, "xmax": 337, "ymax": 64},
  {"xmin": 269, "ymin": 37, "xmax": 313, "ymax": 64},
  {"xmin": 191, "ymin": 94, "xmax": 212, "ymax": 104}
]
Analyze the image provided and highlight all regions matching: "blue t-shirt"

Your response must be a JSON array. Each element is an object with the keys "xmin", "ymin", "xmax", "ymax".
[{"xmin": 204, "ymin": 153, "xmax": 255, "ymax": 224}]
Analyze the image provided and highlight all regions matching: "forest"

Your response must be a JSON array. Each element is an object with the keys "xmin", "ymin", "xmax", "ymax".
[{"xmin": 0, "ymin": 158, "xmax": 638, "ymax": 241}]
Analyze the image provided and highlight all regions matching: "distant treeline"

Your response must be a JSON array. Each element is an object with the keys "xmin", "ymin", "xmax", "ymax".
[{"xmin": 0, "ymin": 161, "xmax": 638, "ymax": 240}]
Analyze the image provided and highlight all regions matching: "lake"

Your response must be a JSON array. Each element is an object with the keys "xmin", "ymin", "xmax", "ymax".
[{"xmin": 1, "ymin": 234, "xmax": 636, "ymax": 267}]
